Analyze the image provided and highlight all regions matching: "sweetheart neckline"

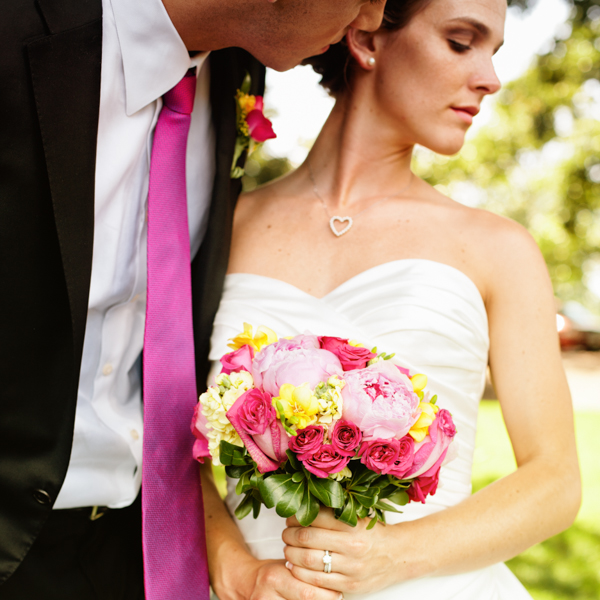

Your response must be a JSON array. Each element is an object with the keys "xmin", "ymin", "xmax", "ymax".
[{"xmin": 226, "ymin": 258, "xmax": 485, "ymax": 306}]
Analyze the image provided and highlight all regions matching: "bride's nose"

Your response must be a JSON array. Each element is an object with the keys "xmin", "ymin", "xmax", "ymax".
[{"xmin": 471, "ymin": 58, "xmax": 502, "ymax": 96}]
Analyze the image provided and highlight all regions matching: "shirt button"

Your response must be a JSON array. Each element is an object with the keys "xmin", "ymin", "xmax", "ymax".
[
  {"xmin": 102, "ymin": 363, "xmax": 113, "ymax": 376},
  {"xmin": 33, "ymin": 489, "xmax": 52, "ymax": 505},
  {"xmin": 130, "ymin": 429, "xmax": 140, "ymax": 441}
]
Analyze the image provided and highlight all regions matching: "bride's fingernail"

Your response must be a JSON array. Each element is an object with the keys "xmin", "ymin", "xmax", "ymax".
[
  {"xmin": 338, "ymin": 594, "xmax": 344, "ymax": 600},
  {"xmin": 285, "ymin": 561, "xmax": 293, "ymax": 570}
]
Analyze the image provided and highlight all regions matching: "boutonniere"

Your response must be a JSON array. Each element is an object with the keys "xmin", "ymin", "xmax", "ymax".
[{"xmin": 230, "ymin": 73, "xmax": 277, "ymax": 179}]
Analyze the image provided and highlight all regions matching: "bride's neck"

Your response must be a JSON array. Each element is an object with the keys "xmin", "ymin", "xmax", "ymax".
[{"xmin": 304, "ymin": 90, "xmax": 414, "ymax": 211}]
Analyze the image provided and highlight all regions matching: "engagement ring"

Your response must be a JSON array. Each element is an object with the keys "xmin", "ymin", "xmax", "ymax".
[{"xmin": 322, "ymin": 550, "xmax": 332, "ymax": 573}]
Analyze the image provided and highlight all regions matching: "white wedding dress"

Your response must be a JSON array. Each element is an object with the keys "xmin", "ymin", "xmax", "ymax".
[{"xmin": 208, "ymin": 259, "xmax": 532, "ymax": 599}]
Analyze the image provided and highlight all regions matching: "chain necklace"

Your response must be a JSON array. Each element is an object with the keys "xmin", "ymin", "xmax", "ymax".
[{"xmin": 307, "ymin": 160, "xmax": 413, "ymax": 237}]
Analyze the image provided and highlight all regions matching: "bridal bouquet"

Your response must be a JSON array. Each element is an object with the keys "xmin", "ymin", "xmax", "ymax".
[{"xmin": 191, "ymin": 324, "xmax": 457, "ymax": 528}]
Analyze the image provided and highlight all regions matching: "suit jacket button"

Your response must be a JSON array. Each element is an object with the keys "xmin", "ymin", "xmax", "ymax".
[{"xmin": 33, "ymin": 489, "xmax": 52, "ymax": 505}]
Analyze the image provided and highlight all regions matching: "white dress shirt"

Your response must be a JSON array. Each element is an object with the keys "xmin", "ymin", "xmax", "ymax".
[{"xmin": 54, "ymin": 0, "xmax": 215, "ymax": 509}]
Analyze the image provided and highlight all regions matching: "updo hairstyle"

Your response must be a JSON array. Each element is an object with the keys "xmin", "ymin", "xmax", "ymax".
[{"xmin": 303, "ymin": 0, "xmax": 432, "ymax": 96}]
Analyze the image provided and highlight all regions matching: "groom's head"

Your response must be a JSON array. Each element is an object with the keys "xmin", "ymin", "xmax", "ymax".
[{"xmin": 167, "ymin": 0, "xmax": 387, "ymax": 71}]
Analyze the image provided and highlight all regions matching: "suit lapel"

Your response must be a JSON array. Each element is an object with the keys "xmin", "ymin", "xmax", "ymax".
[
  {"xmin": 27, "ymin": 0, "xmax": 102, "ymax": 360},
  {"xmin": 192, "ymin": 49, "xmax": 265, "ymax": 387}
]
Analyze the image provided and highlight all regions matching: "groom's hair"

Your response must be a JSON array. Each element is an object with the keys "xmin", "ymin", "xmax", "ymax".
[{"xmin": 303, "ymin": 0, "xmax": 432, "ymax": 96}]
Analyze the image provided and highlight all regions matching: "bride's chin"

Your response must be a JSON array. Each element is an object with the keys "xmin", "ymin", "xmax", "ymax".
[{"xmin": 421, "ymin": 134, "xmax": 467, "ymax": 157}]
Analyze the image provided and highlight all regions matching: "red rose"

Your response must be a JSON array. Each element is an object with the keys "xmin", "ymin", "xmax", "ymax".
[
  {"xmin": 330, "ymin": 420, "xmax": 362, "ymax": 457},
  {"xmin": 437, "ymin": 409, "xmax": 457, "ymax": 438},
  {"xmin": 388, "ymin": 435, "xmax": 415, "ymax": 479},
  {"xmin": 289, "ymin": 425, "xmax": 324, "ymax": 460},
  {"xmin": 301, "ymin": 445, "xmax": 350, "ymax": 479},
  {"xmin": 235, "ymin": 388, "xmax": 276, "ymax": 436},
  {"xmin": 220, "ymin": 344, "xmax": 254, "ymax": 375},
  {"xmin": 407, "ymin": 471, "xmax": 440, "ymax": 504},
  {"xmin": 358, "ymin": 438, "xmax": 401, "ymax": 475},
  {"xmin": 246, "ymin": 96, "xmax": 276, "ymax": 143},
  {"xmin": 318, "ymin": 336, "xmax": 376, "ymax": 371}
]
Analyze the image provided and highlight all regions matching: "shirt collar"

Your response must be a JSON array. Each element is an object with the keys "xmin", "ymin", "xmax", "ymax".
[{"xmin": 110, "ymin": 0, "xmax": 210, "ymax": 116}]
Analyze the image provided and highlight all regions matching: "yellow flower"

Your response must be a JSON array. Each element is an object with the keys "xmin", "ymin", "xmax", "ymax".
[
  {"xmin": 228, "ymin": 322, "xmax": 277, "ymax": 352},
  {"xmin": 274, "ymin": 383, "xmax": 319, "ymax": 430},
  {"xmin": 408, "ymin": 401, "xmax": 440, "ymax": 443},
  {"xmin": 236, "ymin": 91, "xmax": 256, "ymax": 115},
  {"xmin": 411, "ymin": 374, "xmax": 428, "ymax": 393}
]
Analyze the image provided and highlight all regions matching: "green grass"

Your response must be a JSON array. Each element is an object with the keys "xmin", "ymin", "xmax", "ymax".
[{"xmin": 473, "ymin": 401, "xmax": 600, "ymax": 599}]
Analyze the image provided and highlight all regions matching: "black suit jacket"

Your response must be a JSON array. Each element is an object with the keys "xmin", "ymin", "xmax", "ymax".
[{"xmin": 0, "ymin": 0, "xmax": 264, "ymax": 584}]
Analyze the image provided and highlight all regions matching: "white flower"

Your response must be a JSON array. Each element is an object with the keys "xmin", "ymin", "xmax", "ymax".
[
  {"xmin": 329, "ymin": 466, "xmax": 352, "ymax": 481},
  {"xmin": 313, "ymin": 376, "xmax": 344, "ymax": 430}
]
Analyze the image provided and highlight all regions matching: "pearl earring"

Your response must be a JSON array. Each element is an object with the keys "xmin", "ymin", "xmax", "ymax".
[{"xmin": 367, "ymin": 57, "xmax": 376, "ymax": 67}]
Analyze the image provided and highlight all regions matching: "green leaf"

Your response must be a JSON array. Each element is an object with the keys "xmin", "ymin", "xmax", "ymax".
[
  {"xmin": 338, "ymin": 495, "xmax": 358, "ymax": 528},
  {"xmin": 258, "ymin": 473, "xmax": 294, "ymax": 509},
  {"xmin": 307, "ymin": 476, "xmax": 345, "ymax": 509},
  {"xmin": 350, "ymin": 463, "xmax": 381, "ymax": 487},
  {"xmin": 275, "ymin": 481, "xmax": 305, "ymax": 518},
  {"xmin": 366, "ymin": 516, "xmax": 378, "ymax": 530},
  {"xmin": 240, "ymin": 71, "xmax": 252, "ymax": 94},
  {"xmin": 353, "ymin": 487, "xmax": 380, "ymax": 508},
  {"xmin": 292, "ymin": 471, "xmax": 305, "ymax": 483},
  {"xmin": 386, "ymin": 490, "xmax": 409, "ymax": 506},
  {"xmin": 373, "ymin": 500, "xmax": 403, "ymax": 514},
  {"xmin": 252, "ymin": 494, "xmax": 262, "ymax": 519},
  {"xmin": 225, "ymin": 464, "xmax": 253, "ymax": 479},
  {"xmin": 286, "ymin": 450, "xmax": 302, "ymax": 471},
  {"xmin": 356, "ymin": 503, "xmax": 369, "ymax": 520},
  {"xmin": 234, "ymin": 492, "xmax": 254, "ymax": 520},
  {"xmin": 296, "ymin": 484, "xmax": 320, "ymax": 527},
  {"xmin": 219, "ymin": 440, "xmax": 249, "ymax": 466}
]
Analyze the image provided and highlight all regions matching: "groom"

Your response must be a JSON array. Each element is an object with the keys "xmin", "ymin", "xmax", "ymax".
[{"xmin": 0, "ymin": 0, "xmax": 385, "ymax": 598}]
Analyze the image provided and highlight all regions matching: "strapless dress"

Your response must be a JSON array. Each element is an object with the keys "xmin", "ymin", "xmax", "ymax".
[{"xmin": 208, "ymin": 259, "xmax": 532, "ymax": 599}]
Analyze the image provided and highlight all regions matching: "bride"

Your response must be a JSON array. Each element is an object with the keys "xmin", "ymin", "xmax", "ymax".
[{"xmin": 199, "ymin": 0, "xmax": 581, "ymax": 598}]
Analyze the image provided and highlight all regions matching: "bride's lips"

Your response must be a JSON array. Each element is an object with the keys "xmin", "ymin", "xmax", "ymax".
[{"xmin": 450, "ymin": 106, "xmax": 479, "ymax": 125}]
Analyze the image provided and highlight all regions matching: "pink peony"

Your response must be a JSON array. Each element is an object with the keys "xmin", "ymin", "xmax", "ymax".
[
  {"xmin": 341, "ymin": 361, "xmax": 421, "ymax": 441},
  {"xmin": 358, "ymin": 438, "xmax": 401, "ymax": 475},
  {"xmin": 289, "ymin": 425, "xmax": 324, "ymax": 460},
  {"xmin": 301, "ymin": 445, "xmax": 350, "ymax": 479},
  {"xmin": 319, "ymin": 336, "xmax": 376, "ymax": 371},
  {"xmin": 388, "ymin": 435, "xmax": 415, "ymax": 479},
  {"xmin": 406, "ymin": 410, "xmax": 456, "ymax": 479},
  {"xmin": 227, "ymin": 390, "xmax": 289, "ymax": 473},
  {"xmin": 252, "ymin": 339, "xmax": 343, "ymax": 398},
  {"xmin": 330, "ymin": 420, "xmax": 362, "ymax": 457},
  {"xmin": 407, "ymin": 472, "xmax": 440, "ymax": 503},
  {"xmin": 396, "ymin": 365, "xmax": 411, "ymax": 377},
  {"xmin": 246, "ymin": 96, "xmax": 276, "ymax": 143},
  {"xmin": 220, "ymin": 344, "xmax": 254, "ymax": 375}
]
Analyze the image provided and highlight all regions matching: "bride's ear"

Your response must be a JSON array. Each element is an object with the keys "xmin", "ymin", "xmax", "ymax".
[{"xmin": 346, "ymin": 29, "xmax": 378, "ymax": 70}]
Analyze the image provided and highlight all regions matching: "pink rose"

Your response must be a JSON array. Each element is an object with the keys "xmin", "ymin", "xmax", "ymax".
[
  {"xmin": 252, "ymin": 340, "xmax": 343, "ymax": 398},
  {"xmin": 227, "ymin": 390, "xmax": 289, "ymax": 473},
  {"xmin": 330, "ymin": 420, "xmax": 362, "ymax": 457},
  {"xmin": 358, "ymin": 438, "xmax": 401, "ymax": 475},
  {"xmin": 406, "ymin": 410, "xmax": 456, "ymax": 479},
  {"xmin": 234, "ymin": 389, "xmax": 275, "ymax": 435},
  {"xmin": 341, "ymin": 361, "xmax": 421, "ymax": 441},
  {"xmin": 319, "ymin": 336, "xmax": 376, "ymax": 371},
  {"xmin": 388, "ymin": 435, "xmax": 415, "ymax": 479},
  {"xmin": 407, "ymin": 471, "xmax": 440, "ymax": 504},
  {"xmin": 301, "ymin": 445, "xmax": 350, "ymax": 479},
  {"xmin": 220, "ymin": 344, "xmax": 254, "ymax": 375},
  {"xmin": 289, "ymin": 425, "xmax": 324, "ymax": 459},
  {"xmin": 191, "ymin": 402, "xmax": 210, "ymax": 463},
  {"xmin": 246, "ymin": 96, "xmax": 276, "ymax": 143}
]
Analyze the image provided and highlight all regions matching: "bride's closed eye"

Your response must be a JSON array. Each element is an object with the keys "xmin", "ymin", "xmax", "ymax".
[{"xmin": 448, "ymin": 39, "xmax": 471, "ymax": 53}]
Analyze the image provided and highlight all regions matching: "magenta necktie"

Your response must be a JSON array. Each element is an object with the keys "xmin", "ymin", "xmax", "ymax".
[{"xmin": 142, "ymin": 70, "xmax": 209, "ymax": 600}]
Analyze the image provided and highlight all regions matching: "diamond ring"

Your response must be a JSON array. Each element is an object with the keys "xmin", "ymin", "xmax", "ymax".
[{"xmin": 322, "ymin": 550, "xmax": 332, "ymax": 573}]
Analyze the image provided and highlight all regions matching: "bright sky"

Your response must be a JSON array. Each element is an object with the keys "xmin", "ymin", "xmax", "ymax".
[{"xmin": 262, "ymin": 0, "xmax": 572, "ymax": 166}]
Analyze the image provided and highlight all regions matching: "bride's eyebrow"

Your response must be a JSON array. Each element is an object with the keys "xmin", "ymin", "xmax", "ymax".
[{"xmin": 445, "ymin": 17, "xmax": 504, "ymax": 52}]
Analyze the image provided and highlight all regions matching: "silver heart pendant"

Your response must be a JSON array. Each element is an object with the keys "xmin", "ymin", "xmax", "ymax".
[{"xmin": 330, "ymin": 216, "xmax": 353, "ymax": 237}]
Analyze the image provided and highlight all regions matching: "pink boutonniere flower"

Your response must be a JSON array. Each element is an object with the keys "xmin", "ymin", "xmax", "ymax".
[{"xmin": 231, "ymin": 73, "xmax": 276, "ymax": 179}]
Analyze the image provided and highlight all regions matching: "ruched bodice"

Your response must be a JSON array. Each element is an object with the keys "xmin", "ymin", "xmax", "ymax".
[{"xmin": 208, "ymin": 259, "xmax": 532, "ymax": 599}]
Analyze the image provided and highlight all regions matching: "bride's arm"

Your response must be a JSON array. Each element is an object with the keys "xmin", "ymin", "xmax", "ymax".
[
  {"xmin": 199, "ymin": 463, "xmax": 341, "ymax": 600},
  {"xmin": 281, "ymin": 222, "xmax": 581, "ymax": 594}
]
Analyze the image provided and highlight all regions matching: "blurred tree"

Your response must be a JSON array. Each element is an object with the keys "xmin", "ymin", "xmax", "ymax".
[
  {"xmin": 413, "ymin": 1, "xmax": 600, "ymax": 310},
  {"xmin": 241, "ymin": 147, "xmax": 293, "ymax": 192}
]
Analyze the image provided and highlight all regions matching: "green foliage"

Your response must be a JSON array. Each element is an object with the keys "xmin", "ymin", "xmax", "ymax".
[
  {"xmin": 241, "ymin": 147, "xmax": 293, "ymax": 192},
  {"xmin": 220, "ymin": 441, "xmax": 411, "ymax": 528},
  {"xmin": 413, "ymin": 9, "xmax": 600, "ymax": 309}
]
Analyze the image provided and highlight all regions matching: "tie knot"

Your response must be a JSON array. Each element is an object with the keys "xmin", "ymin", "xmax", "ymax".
[{"xmin": 163, "ymin": 70, "xmax": 196, "ymax": 115}]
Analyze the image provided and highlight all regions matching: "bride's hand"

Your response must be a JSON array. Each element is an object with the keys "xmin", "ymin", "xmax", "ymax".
[
  {"xmin": 282, "ymin": 508, "xmax": 415, "ymax": 595},
  {"xmin": 216, "ymin": 557, "xmax": 343, "ymax": 600}
]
